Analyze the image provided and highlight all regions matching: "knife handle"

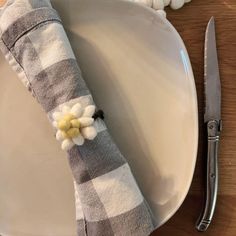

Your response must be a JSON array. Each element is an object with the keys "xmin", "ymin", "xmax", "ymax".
[{"xmin": 196, "ymin": 120, "xmax": 221, "ymax": 232}]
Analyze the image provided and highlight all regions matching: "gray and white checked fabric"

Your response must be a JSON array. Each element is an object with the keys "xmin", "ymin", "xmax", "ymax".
[{"xmin": 0, "ymin": 0, "xmax": 156, "ymax": 235}]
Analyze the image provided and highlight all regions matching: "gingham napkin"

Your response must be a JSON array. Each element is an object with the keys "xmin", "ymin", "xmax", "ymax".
[{"xmin": 0, "ymin": 0, "xmax": 156, "ymax": 235}]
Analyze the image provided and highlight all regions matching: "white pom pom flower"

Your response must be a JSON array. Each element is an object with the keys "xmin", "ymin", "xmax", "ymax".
[{"xmin": 52, "ymin": 102, "xmax": 97, "ymax": 151}]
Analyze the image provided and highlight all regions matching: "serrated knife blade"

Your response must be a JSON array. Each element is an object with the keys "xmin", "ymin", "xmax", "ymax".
[{"xmin": 204, "ymin": 17, "xmax": 221, "ymax": 123}]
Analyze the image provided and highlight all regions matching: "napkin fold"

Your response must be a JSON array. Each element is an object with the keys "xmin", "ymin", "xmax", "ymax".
[{"xmin": 0, "ymin": 0, "xmax": 156, "ymax": 235}]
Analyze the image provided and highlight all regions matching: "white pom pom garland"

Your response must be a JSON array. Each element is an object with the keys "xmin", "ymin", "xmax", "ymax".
[{"xmin": 130, "ymin": 0, "xmax": 191, "ymax": 17}]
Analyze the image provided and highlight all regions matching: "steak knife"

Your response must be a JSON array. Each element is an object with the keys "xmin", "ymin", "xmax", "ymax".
[{"xmin": 196, "ymin": 17, "xmax": 222, "ymax": 232}]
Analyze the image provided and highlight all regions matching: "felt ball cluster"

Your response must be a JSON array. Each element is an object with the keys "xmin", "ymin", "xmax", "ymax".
[
  {"xmin": 52, "ymin": 102, "xmax": 97, "ymax": 151},
  {"xmin": 131, "ymin": 0, "xmax": 191, "ymax": 17}
]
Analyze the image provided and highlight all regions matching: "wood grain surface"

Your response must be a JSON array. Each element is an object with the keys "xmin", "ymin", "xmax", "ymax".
[{"xmin": 152, "ymin": 0, "xmax": 236, "ymax": 235}]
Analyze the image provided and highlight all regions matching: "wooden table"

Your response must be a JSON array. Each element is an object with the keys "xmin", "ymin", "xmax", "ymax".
[{"xmin": 152, "ymin": 0, "xmax": 236, "ymax": 235}]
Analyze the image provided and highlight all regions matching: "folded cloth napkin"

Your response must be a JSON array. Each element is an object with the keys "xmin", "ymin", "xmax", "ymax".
[{"xmin": 0, "ymin": 0, "xmax": 156, "ymax": 235}]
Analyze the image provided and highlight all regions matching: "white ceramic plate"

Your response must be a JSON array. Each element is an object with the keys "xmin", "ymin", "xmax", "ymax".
[{"xmin": 0, "ymin": 0, "xmax": 198, "ymax": 235}]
